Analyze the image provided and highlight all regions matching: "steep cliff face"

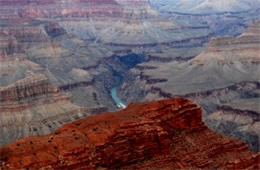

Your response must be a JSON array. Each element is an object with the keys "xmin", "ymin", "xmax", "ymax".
[
  {"xmin": 0, "ymin": 74, "xmax": 89, "ymax": 146},
  {"xmin": 0, "ymin": 98, "xmax": 259, "ymax": 169}
]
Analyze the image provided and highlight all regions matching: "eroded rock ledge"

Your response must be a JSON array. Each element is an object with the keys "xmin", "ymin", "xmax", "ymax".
[
  {"xmin": 0, "ymin": 98, "xmax": 259, "ymax": 169},
  {"xmin": 0, "ymin": 74, "xmax": 89, "ymax": 146}
]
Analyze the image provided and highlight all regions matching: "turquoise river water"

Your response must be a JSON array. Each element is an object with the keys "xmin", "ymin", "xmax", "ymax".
[{"xmin": 110, "ymin": 85, "xmax": 126, "ymax": 109}]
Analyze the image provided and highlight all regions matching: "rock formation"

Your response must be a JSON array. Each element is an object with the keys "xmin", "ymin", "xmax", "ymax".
[
  {"xmin": 193, "ymin": 22, "xmax": 260, "ymax": 64},
  {"xmin": 0, "ymin": 17, "xmax": 146, "ymax": 145},
  {"xmin": 152, "ymin": 0, "xmax": 260, "ymax": 14},
  {"xmin": 0, "ymin": 0, "xmax": 182, "ymax": 47},
  {"xmin": 0, "ymin": 74, "xmax": 89, "ymax": 146},
  {"xmin": 0, "ymin": 0, "xmax": 238, "ymax": 113},
  {"xmin": 0, "ymin": 0, "xmax": 155, "ymax": 18},
  {"xmin": 118, "ymin": 22, "xmax": 260, "ymax": 151},
  {"xmin": 0, "ymin": 98, "xmax": 259, "ymax": 169},
  {"xmin": 0, "ymin": 0, "xmax": 259, "ymax": 155},
  {"xmin": 207, "ymin": 99, "xmax": 260, "ymax": 151},
  {"xmin": 0, "ymin": 17, "xmax": 117, "ymax": 111}
]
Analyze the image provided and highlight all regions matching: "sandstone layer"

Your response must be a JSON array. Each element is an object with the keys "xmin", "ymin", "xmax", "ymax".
[{"xmin": 0, "ymin": 98, "xmax": 259, "ymax": 169}]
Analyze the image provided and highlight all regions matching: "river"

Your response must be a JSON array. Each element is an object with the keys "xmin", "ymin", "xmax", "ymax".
[
  {"xmin": 109, "ymin": 53, "xmax": 145, "ymax": 109},
  {"xmin": 110, "ymin": 85, "xmax": 126, "ymax": 109}
]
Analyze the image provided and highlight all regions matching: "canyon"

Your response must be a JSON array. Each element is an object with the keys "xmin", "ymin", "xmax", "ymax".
[
  {"xmin": 118, "ymin": 22, "xmax": 260, "ymax": 151},
  {"xmin": 0, "ymin": 0, "xmax": 259, "ymax": 164},
  {"xmin": 0, "ymin": 98, "xmax": 259, "ymax": 169}
]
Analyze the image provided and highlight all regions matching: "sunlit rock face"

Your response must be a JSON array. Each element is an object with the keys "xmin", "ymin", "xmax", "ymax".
[{"xmin": 0, "ymin": 98, "xmax": 259, "ymax": 169}]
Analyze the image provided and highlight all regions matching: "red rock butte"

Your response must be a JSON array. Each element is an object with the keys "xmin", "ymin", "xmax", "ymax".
[{"xmin": 0, "ymin": 98, "xmax": 259, "ymax": 169}]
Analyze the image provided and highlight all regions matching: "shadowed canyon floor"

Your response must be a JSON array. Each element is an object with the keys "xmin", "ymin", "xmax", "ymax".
[{"xmin": 0, "ymin": 98, "xmax": 259, "ymax": 169}]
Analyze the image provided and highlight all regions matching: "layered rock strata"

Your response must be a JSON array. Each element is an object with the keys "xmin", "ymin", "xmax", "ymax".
[
  {"xmin": 0, "ymin": 18, "xmax": 118, "ymax": 111},
  {"xmin": 0, "ymin": 98, "xmax": 259, "ymax": 169},
  {"xmin": 0, "ymin": 74, "xmax": 89, "ymax": 146},
  {"xmin": 0, "ymin": 0, "xmax": 198, "ymax": 47},
  {"xmin": 118, "ymin": 22, "xmax": 260, "ymax": 151},
  {"xmin": 0, "ymin": 0, "xmax": 156, "ymax": 19}
]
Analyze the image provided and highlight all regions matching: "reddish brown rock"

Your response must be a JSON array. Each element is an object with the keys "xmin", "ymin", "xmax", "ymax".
[{"xmin": 0, "ymin": 98, "xmax": 259, "ymax": 169}]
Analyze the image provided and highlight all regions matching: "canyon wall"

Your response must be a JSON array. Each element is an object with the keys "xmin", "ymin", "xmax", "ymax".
[
  {"xmin": 118, "ymin": 22, "xmax": 260, "ymax": 151},
  {"xmin": 0, "ymin": 74, "xmax": 90, "ymax": 146},
  {"xmin": 0, "ymin": 0, "xmax": 258, "ymax": 152},
  {"xmin": 0, "ymin": 98, "xmax": 259, "ymax": 169}
]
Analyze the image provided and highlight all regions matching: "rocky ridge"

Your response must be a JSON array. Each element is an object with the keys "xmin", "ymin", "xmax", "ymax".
[{"xmin": 0, "ymin": 98, "xmax": 259, "ymax": 169}]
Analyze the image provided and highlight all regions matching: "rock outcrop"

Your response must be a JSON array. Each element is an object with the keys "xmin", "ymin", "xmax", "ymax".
[
  {"xmin": 0, "ymin": 98, "xmax": 259, "ymax": 169},
  {"xmin": 0, "ymin": 74, "xmax": 89, "ymax": 146}
]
